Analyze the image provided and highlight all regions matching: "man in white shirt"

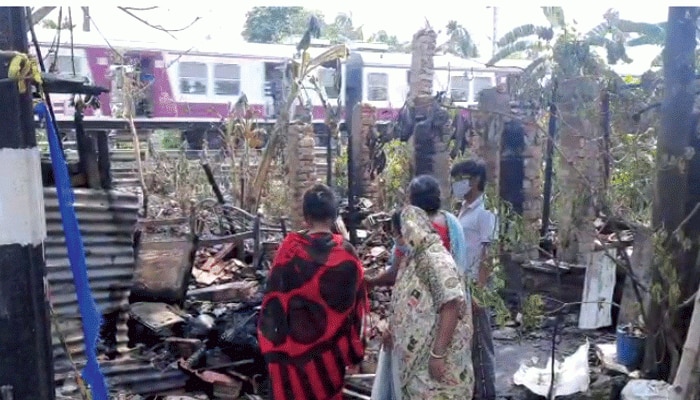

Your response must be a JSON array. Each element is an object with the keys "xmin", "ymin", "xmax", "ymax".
[{"xmin": 451, "ymin": 159, "xmax": 498, "ymax": 400}]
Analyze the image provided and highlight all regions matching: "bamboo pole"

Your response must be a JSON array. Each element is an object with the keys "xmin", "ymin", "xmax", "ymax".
[{"xmin": 669, "ymin": 284, "xmax": 700, "ymax": 400}]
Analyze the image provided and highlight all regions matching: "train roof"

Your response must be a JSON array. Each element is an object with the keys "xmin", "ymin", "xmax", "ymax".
[{"xmin": 30, "ymin": 26, "xmax": 526, "ymax": 74}]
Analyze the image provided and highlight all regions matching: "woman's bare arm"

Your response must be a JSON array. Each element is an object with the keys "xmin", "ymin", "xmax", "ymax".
[
  {"xmin": 366, "ymin": 257, "xmax": 402, "ymax": 287},
  {"xmin": 431, "ymin": 299, "xmax": 460, "ymax": 356}
]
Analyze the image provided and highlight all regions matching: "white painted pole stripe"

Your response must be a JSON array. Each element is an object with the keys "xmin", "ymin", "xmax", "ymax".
[{"xmin": 0, "ymin": 147, "xmax": 47, "ymax": 246}]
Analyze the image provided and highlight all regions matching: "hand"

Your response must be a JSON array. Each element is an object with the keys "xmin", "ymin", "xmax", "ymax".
[
  {"xmin": 428, "ymin": 357, "xmax": 447, "ymax": 382},
  {"xmin": 364, "ymin": 276, "xmax": 375, "ymax": 289},
  {"xmin": 381, "ymin": 327, "xmax": 393, "ymax": 348}
]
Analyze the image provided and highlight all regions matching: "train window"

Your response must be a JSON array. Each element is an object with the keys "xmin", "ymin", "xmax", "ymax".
[
  {"xmin": 367, "ymin": 72, "xmax": 388, "ymax": 101},
  {"xmin": 318, "ymin": 68, "xmax": 339, "ymax": 99},
  {"xmin": 46, "ymin": 54, "xmax": 83, "ymax": 76},
  {"xmin": 214, "ymin": 64, "xmax": 241, "ymax": 96},
  {"xmin": 473, "ymin": 76, "xmax": 495, "ymax": 100},
  {"xmin": 450, "ymin": 76, "xmax": 470, "ymax": 102},
  {"xmin": 178, "ymin": 62, "xmax": 208, "ymax": 95}
]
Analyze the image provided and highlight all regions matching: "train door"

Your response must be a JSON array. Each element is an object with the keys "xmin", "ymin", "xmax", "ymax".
[
  {"xmin": 264, "ymin": 62, "xmax": 286, "ymax": 119},
  {"xmin": 136, "ymin": 56, "xmax": 155, "ymax": 117}
]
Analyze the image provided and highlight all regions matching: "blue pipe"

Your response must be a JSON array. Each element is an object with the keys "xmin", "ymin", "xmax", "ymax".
[{"xmin": 35, "ymin": 102, "xmax": 108, "ymax": 400}]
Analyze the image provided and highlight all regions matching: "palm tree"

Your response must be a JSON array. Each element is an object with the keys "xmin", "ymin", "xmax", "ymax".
[
  {"xmin": 439, "ymin": 21, "xmax": 479, "ymax": 58},
  {"xmin": 325, "ymin": 12, "xmax": 363, "ymax": 43},
  {"xmin": 368, "ymin": 30, "xmax": 410, "ymax": 52}
]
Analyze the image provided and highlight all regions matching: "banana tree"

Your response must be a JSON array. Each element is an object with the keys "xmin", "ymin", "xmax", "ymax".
[
  {"xmin": 487, "ymin": 7, "xmax": 634, "ymax": 80},
  {"xmin": 602, "ymin": 14, "xmax": 700, "ymax": 68},
  {"xmin": 248, "ymin": 44, "xmax": 349, "ymax": 211}
]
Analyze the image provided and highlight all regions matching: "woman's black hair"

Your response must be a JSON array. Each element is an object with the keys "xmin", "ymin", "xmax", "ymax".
[
  {"xmin": 391, "ymin": 209, "xmax": 402, "ymax": 235},
  {"xmin": 302, "ymin": 183, "xmax": 338, "ymax": 222},
  {"xmin": 408, "ymin": 174, "xmax": 441, "ymax": 214}
]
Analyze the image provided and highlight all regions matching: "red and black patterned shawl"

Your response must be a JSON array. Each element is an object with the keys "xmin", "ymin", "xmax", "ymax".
[{"xmin": 257, "ymin": 231, "xmax": 368, "ymax": 400}]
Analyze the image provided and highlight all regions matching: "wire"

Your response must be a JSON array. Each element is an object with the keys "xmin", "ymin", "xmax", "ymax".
[
  {"xmin": 25, "ymin": 6, "xmax": 65, "ymax": 151},
  {"xmin": 67, "ymin": 7, "xmax": 75, "ymax": 76},
  {"xmin": 86, "ymin": 13, "xmax": 122, "ymax": 60},
  {"xmin": 50, "ymin": 7, "xmax": 62, "ymax": 72}
]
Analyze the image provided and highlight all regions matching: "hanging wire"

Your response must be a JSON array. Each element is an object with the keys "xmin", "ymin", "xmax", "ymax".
[
  {"xmin": 49, "ymin": 7, "xmax": 62, "ymax": 72},
  {"xmin": 67, "ymin": 7, "xmax": 76, "ymax": 76}
]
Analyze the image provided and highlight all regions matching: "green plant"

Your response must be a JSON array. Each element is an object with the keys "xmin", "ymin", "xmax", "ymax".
[
  {"xmin": 333, "ymin": 144, "xmax": 348, "ymax": 197},
  {"xmin": 521, "ymin": 294, "xmax": 545, "ymax": 330},
  {"xmin": 160, "ymin": 129, "xmax": 183, "ymax": 150},
  {"xmin": 378, "ymin": 139, "xmax": 411, "ymax": 208}
]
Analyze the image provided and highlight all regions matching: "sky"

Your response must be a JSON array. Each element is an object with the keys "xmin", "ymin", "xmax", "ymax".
[{"xmin": 18, "ymin": 1, "xmax": 683, "ymax": 75}]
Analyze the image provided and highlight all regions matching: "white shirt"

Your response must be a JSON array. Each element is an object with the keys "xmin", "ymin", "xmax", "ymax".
[{"xmin": 458, "ymin": 194, "xmax": 498, "ymax": 279}]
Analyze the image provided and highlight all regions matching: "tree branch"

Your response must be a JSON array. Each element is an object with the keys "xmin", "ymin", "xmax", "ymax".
[{"xmin": 117, "ymin": 6, "xmax": 201, "ymax": 39}]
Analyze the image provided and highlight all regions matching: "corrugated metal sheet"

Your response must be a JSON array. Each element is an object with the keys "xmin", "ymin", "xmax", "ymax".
[
  {"xmin": 44, "ymin": 188, "xmax": 139, "ymax": 379},
  {"xmin": 101, "ymin": 357, "xmax": 188, "ymax": 396}
]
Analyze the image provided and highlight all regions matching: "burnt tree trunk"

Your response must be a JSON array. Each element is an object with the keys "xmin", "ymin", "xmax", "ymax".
[{"xmin": 644, "ymin": 6, "xmax": 699, "ymax": 381}]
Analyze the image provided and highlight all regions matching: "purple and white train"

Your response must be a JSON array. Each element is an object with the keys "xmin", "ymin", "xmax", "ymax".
[{"xmin": 31, "ymin": 26, "xmax": 528, "ymax": 129}]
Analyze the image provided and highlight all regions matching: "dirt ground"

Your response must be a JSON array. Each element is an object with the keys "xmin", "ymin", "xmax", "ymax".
[{"xmin": 494, "ymin": 313, "xmax": 618, "ymax": 399}]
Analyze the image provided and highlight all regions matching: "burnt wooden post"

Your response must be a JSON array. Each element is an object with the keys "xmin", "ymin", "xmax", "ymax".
[
  {"xmin": 0, "ymin": 7, "xmax": 55, "ymax": 399},
  {"xmin": 74, "ymin": 110, "xmax": 101, "ymax": 189},
  {"xmin": 96, "ymin": 130, "xmax": 112, "ymax": 189}
]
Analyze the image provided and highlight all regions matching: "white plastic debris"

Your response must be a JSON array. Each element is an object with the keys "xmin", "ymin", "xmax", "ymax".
[
  {"xmin": 512, "ymin": 340, "xmax": 590, "ymax": 398},
  {"xmin": 621, "ymin": 379, "xmax": 671, "ymax": 400}
]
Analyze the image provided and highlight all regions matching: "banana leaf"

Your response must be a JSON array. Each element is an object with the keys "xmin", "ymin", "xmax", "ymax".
[
  {"xmin": 496, "ymin": 24, "xmax": 537, "ymax": 48},
  {"xmin": 487, "ymin": 40, "xmax": 537, "ymax": 66},
  {"xmin": 542, "ymin": 6, "xmax": 566, "ymax": 28}
]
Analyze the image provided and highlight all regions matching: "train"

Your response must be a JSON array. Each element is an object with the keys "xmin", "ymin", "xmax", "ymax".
[{"xmin": 30, "ymin": 27, "xmax": 529, "ymax": 148}]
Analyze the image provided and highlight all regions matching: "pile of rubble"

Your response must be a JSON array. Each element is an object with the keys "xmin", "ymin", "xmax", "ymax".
[
  {"xmin": 53, "ymin": 194, "xmax": 397, "ymax": 400},
  {"xmin": 122, "ymin": 238, "xmax": 271, "ymax": 399}
]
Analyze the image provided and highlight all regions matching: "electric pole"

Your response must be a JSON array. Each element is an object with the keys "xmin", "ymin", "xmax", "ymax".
[
  {"xmin": 492, "ymin": 6, "xmax": 498, "ymax": 57},
  {"xmin": 0, "ymin": 7, "xmax": 55, "ymax": 400}
]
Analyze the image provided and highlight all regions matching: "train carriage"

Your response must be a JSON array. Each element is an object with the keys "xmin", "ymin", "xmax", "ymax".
[{"xmin": 30, "ymin": 27, "xmax": 525, "ymax": 149}]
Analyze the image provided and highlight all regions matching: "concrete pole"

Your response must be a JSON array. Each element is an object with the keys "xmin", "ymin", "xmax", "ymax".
[{"xmin": 0, "ymin": 7, "xmax": 55, "ymax": 400}]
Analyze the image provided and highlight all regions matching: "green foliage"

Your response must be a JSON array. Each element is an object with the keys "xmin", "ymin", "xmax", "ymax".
[
  {"xmin": 378, "ymin": 140, "xmax": 411, "ymax": 208},
  {"xmin": 323, "ymin": 13, "xmax": 363, "ymax": 43},
  {"xmin": 650, "ymin": 230, "xmax": 682, "ymax": 310},
  {"xmin": 608, "ymin": 128, "xmax": 655, "ymax": 224},
  {"xmin": 368, "ymin": 30, "xmax": 410, "ymax": 52},
  {"xmin": 442, "ymin": 21, "xmax": 480, "ymax": 58},
  {"xmin": 41, "ymin": 17, "xmax": 75, "ymax": 30},
  {"xmin": 160, "ymin": 129, "xmax": 183, "ymax": 150},
  {"xmin": 242, "ymin": 6, "xmax": 404, "ymax": 49},
  {"xmin": 496, "ymin": 24, "xmax": 537, "ymax": 48},
  {"xmin": 333, "ymin": 144, "xmax": 348, "ymax": 197},
  {"xmin": 242, "ymin": 7, "xmax": 323, "ymax": 43},
  {"xmin": 470, "ymin": 187, "xmax": 541, "ymax": 328},
  {"xmin": 542, "ymin": 6, "xmax": 566, "ymax": 29},
  {"xmin": 521, "ymin": 294, "xmax": 545, "ymax": 330}
]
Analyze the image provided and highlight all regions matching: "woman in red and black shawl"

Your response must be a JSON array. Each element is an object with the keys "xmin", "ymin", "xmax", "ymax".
[{"xmin": 258, "ymin": 184, "xmax": 368, "ymax": 400}]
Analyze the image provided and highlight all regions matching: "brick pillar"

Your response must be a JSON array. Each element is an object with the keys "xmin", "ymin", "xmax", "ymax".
[
  {"xmin": 408, "ymin": 28, "xmax": 437, "ymax": 100},
  {"xmin": 287, "ymin": 123, "xmax": 318, "ymax": 229},
  {"xmin": 556, "ymin": 77, "xmax": 602, "ymax": 263},
  {"xmin": 471, "ymin": 88, "xmax": 510, "ymax": 195},
  {"xmin": 521, "ymin": 119, "xmax": 544, "ymax": 258}
]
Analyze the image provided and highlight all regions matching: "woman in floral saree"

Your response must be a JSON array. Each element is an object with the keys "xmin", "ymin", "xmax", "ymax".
[{"xmin": 388, "ymin": 205, "xmax": 474, "ymax": 399}]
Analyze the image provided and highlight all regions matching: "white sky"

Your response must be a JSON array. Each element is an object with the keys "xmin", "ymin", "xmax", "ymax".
[{"xmin": 12, "ymin": 1, "xmax": 691, "ymax": 74}]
